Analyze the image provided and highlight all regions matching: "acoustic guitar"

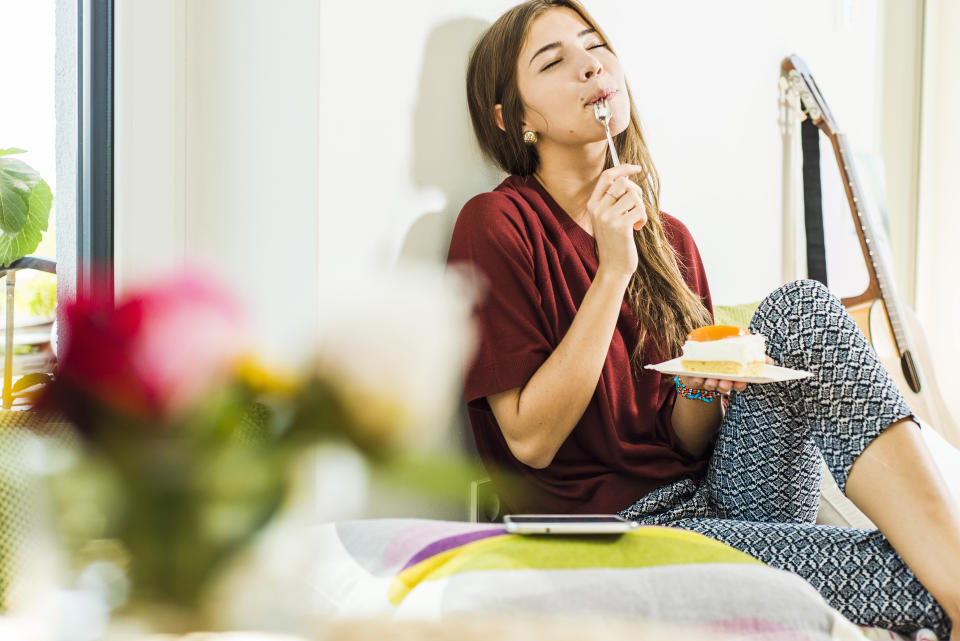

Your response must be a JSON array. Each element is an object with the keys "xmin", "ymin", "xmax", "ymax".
[{"xmin": 779, "ymin": 54, "xmax": 960, "ymax": 451}]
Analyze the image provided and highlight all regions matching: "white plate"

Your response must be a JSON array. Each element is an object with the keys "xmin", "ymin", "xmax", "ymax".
[{"xmin": 645, "ymin": 357, "xmax": 812, "ymax": 384}]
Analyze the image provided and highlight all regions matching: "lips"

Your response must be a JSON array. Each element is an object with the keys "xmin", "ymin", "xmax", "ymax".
[{"xmin": 586, "ymin": 88, "xmax": 617, "ymax": 106}]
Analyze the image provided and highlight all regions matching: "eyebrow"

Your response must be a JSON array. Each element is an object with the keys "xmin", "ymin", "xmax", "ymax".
[{"xmin": 528, "ymin": 27, "xmax": 597, "ymax": 68}]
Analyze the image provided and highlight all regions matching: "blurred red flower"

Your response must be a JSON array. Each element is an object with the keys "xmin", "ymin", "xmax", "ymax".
[{"xmin": 44, "ymin": 274, "xmax": 247, "ymax": 427}]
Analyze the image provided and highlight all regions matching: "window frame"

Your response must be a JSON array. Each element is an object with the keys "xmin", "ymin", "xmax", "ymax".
[{"xmin": 77, "ymin": 0, "xmax": 114, "ymax": 303}]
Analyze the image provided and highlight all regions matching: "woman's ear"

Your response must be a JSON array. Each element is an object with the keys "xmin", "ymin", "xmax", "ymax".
[{"xmin": 493, "ymin": 104, "xmax": 506, "ymax": 132}]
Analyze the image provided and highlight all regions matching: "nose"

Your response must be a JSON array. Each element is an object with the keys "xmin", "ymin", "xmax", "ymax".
[{"xmin": 580, "ymin": 50, "xmax": 603, "ymax": 81}]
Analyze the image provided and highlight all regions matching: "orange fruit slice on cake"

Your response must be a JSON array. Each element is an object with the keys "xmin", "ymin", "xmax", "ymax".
[{"xmin": 686, "ymin": 325, "xmax": 749, "ymax": 342}]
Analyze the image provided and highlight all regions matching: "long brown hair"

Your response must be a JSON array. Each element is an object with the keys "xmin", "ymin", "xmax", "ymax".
[{"xmin": 466, "ymin": 0, "xmax": 712, "ymax": 365}]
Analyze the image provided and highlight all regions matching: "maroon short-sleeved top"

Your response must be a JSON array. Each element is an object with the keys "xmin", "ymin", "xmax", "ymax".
[{"xmin": 446, "ymin": 174, "xmax": 714, "ymax": 515}]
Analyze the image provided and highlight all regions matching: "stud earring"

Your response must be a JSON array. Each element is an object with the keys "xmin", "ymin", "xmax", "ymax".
[{"xmin": 523, "ymin": 130, "xmax": 538, "ymax": 145}]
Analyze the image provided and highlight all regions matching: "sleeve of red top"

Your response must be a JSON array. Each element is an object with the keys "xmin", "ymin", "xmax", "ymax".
[{"xmin": 446, "ymin": 192, "xmax": 554, "ymax": 409}]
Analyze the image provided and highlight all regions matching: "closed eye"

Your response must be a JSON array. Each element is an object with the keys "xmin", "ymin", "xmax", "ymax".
[{"xmin": 540, "ymin": 43, "xmax": 608, "ymax": 72}]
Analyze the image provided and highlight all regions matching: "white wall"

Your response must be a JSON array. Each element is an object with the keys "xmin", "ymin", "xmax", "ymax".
[
  {"xmin": 115, "ymin": 0, "xmax": 320, "ymax": 363},
  {"xmin": 185, "ymin": 0, "xmax": 320, "ymax": 362},
  {"xmin": 114, "ymin": 0, "xmax": 919, "ymax": 346},
  {"xmin": 115, "ymin": 0, "xmax": 185, "ymax": 291},
  {"xmin": 916, "ymin": 0, "xmax": 960, "ymax": 421}
]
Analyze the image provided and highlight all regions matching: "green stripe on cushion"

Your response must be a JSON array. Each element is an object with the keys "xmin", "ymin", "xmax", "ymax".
[
  {"xmin": 714, "ymin": 302, "xmax": 761, "ymax": 329},
  {"xmin": 388, "ymin": 526, "xmax": 763, "ymax": 604}
]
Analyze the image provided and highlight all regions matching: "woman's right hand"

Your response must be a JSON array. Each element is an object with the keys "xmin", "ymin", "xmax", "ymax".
[{"xmin": 586, "ymin": 164, "xmax": 648, "ymax": 282}]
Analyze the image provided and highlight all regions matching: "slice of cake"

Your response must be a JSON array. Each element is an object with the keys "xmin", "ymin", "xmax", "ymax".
[{"xmin": 680, "ymin": 325, "xmax": 766, "ymax": 376}]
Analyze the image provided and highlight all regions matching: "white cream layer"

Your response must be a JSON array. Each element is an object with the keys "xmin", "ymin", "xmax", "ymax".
[{"xmin": 681, "ymin": 334, "xmax": 766, "ymax": 364}]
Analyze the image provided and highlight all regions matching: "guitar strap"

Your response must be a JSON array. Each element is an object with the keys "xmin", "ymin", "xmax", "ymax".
[{"xmin": 801, "ymin": 118, "xmax": 828, "ymax": 286}]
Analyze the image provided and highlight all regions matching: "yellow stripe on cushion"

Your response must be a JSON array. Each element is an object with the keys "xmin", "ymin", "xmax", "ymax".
[{"xmin": 388, "ymin": 526, "xmax": 762, "ymax": 605}]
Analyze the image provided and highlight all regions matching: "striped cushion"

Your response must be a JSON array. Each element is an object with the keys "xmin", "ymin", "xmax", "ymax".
[{"xmin": 714, "ymin": 302, "xmax": 760, "ymax": 329}]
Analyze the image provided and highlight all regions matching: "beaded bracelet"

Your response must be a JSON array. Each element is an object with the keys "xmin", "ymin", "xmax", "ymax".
[{"xmin": 673, "ymin": 376, "xmax": 721, "ymax": 403}]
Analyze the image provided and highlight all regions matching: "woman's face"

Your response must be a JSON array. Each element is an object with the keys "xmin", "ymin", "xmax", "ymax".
[{"xmin": 507, "ymin": 7, "xmax": 629, "ymax": 146}]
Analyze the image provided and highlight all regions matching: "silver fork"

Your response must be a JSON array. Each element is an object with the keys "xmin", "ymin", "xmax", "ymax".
[{"xmin": 593, "ymin": 99, "xmax": 620, "ymax": 167}]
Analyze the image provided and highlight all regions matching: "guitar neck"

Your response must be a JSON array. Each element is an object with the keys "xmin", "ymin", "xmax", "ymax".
[
  {"xmin": 781, "ymin": 54, "xmax": 957, "ymax": 430},
  {"xmin": 829, "ymin": 132, "xmax": 910, "ymax": 355}
]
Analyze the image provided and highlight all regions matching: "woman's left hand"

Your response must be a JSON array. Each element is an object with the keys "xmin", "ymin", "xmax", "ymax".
[{"xmin": 678, "ymin": 355, "xmax": 775, "ymax": 395}]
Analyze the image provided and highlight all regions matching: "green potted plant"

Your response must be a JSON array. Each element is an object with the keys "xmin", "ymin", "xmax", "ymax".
[
  {"xmin": 0, "ymin": 148, "xmax": 56, "ymax": 407},
  {"xmin": 0, "ymin": 148, "xmax": 52, "ymax": 266}
]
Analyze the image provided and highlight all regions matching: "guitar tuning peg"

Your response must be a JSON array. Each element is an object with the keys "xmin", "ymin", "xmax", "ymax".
[{"xmin": 788, "ymin": 71, "xmax": 804, "ymax": 92}]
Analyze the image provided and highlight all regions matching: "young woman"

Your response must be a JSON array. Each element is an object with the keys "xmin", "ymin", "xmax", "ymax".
[{"xmin": 446, "ymin": 1, "xmax": 960, "ymax": 638}]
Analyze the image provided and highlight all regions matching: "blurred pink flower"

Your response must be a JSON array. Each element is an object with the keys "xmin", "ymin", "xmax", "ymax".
[{"xmin": 52, "ymin": 273, "xmax": 248, "ymax": 423}]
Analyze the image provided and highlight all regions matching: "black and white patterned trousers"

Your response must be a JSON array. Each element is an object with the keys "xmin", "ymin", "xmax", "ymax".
[{"xmin": 619, "ymin": 279, "xmax": 952, "ymax": 639}]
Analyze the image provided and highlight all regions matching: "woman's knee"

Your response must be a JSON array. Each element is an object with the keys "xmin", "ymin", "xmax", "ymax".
[
  {"xmin": 771, "ymin": 279, "xmax": 834, "ymax": 305},
  {"xmin": 748, "ymin": 280, "xmax": 846, "ymax": 349},
  {"xmin": 753, "ymin": 280, "xmax": 839, "ymax": 323}
]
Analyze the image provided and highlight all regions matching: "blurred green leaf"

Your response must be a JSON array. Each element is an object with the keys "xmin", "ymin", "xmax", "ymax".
[
  {"xmin": 12, "ymin": 372, "xmax": 52, "ymax": 392},
  {"xmin": 0, "ymin": 170, "xmax": 29, "ymax": 236}
]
